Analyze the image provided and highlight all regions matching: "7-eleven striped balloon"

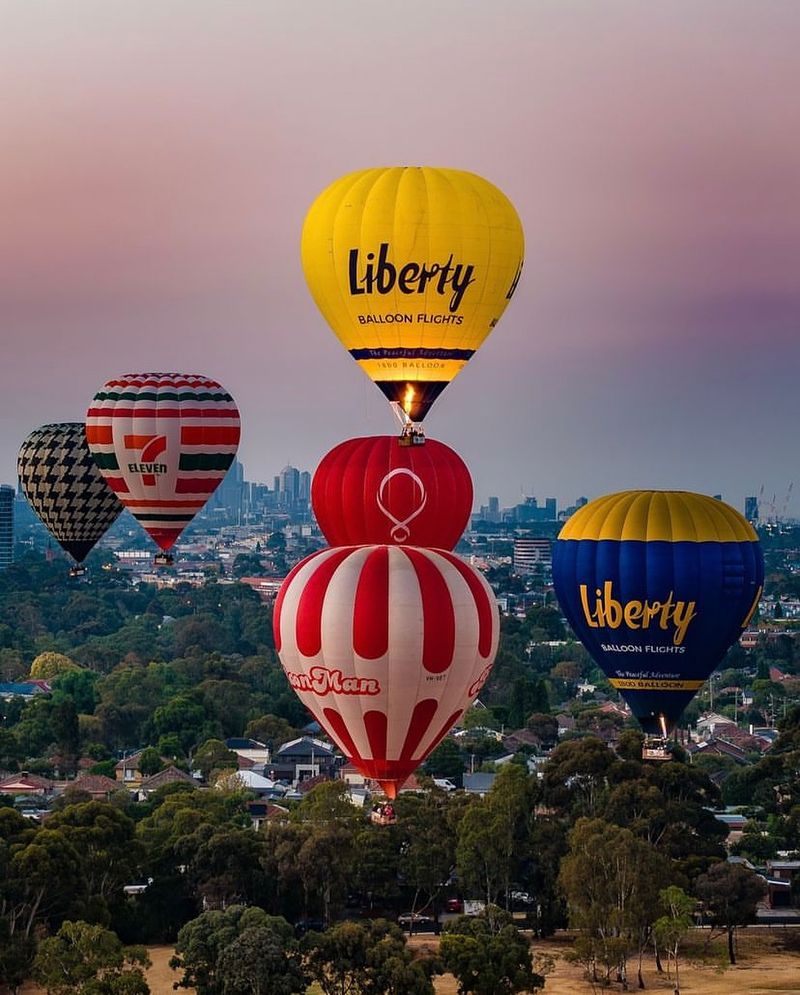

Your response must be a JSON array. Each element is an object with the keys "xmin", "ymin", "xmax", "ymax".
[
  {"xmin": 274, "ymin": 544, "xmax": 500, "ymax": 797},
  {"xmin": 86, "ymin": 373, "xmax": 240, "ymax": 552}
]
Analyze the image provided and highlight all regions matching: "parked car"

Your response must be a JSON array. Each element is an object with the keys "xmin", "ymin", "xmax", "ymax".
[
  {"xmin": 397, "ymin": 913, "xmax": 439, "ymax": 934},
  {"xmin": 510, "ymin": 890, "xmax": 535, "ymax": 906},
  {"xmin": 295, "ymin": 917, "xmax": 325, "ymax": 936}
]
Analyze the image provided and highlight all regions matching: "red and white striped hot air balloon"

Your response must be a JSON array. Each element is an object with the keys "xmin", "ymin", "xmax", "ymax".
[
  {"xmin": 86, "ymin": 373, "xmax": 240, "ymax": 560},
  {"xmin": 274, "ymin": 544, "xmax": 499, "ymax": 798}
]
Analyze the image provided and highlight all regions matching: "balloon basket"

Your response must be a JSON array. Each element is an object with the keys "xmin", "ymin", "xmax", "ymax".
[
  {"xmin": 369, "ymin": 802, "xmax": 397, "ymax": 826},
  {"xmin": 641, "ymin": 738, "xmax": 672, "ymax": 762},
  {"xmin": 68, "ymin": 566, "xmax": 86, "ymax": 578},
  {"xmin": 391, "ymin": 403, "xmax": 426, "ymax": 446},
  {"xmin": 154, "ymin": 553, "xmax": 174, "ymax": 567}
]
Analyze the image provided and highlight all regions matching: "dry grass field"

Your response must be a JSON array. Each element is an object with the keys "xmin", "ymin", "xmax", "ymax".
[{"xmin": 18, "ymin": 929, "xmax": 800, "ymax": 994}]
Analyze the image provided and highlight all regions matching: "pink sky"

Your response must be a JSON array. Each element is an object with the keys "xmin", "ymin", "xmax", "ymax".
[{"xmin": 2, "ymin": 1, "xmax": 799, "ymax": 515}]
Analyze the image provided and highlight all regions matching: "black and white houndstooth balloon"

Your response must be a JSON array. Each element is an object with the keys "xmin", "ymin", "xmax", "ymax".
[{"xmin": 17, "ymin": 423, "xmax": 123, "ymax": 563}]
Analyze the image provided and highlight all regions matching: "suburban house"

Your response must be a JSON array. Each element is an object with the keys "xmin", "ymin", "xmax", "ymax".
[
  {"xmin": 114, "ymin": 751, "xmax": 172, "ymax": 789},
  {"xmin": 0, "ymin": 772, "xmax": 55, "ymax": 798},
  {"xmin": 0, "ymin": 680, "xmax": 51, "ymax": 700},
  {"xmin": 74, "ymin": 773, "xmax": 120, "ymax": 801},
  {"xmin": 224, "ymin": 738, "xmax": 271, "ymax": 766},
  {"xmin": 270, "ymin": 736, "xmax": 339, "ymax": 785},
  {"xmin": 766, "ymin": 860, "xmax": 800, "ymax": 909},
  {"xmin": 136, "ymin": 765, "xmax": 196, "ymax": 799},
  {"xmin": 463, "ymin": 772, "xmax": 496, "ymax": 797}
]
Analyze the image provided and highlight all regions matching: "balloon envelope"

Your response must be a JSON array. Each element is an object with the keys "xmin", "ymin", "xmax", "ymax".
[
  {"xmin": 312, "ymin": 435, "xmax": 473, "ymax": 550},
  {"xmin": 552, "ymin": 491, "xmax": 763, "ymax": 736},
  {"xmin": 301, "ymin": 167, "xmax": 524, "ymax": 422},
  {"xmin": 274, "ymin": 544, "xmax": 499, "ymax": 796},
  {"xmin": 86, "ymin": 373, "xmax": 240, "ymax": 551},
  {"xmin": 17, "ymin": 423, "xmax": 123, "ymax": 564}
]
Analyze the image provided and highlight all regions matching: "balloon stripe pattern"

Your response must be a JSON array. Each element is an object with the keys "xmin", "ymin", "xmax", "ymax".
[
  {"xmin": 312, "ymin": 436, "xmax": 473, "ymax": 550},
  {"xmin": 86, "ymin": 373, "xmax": 240, "ymax": 551},
  {"xmin": 17, "ymin": 423, "xmax": 123, "ymax": 564},
  {"xmin": 552, "ymin": 491, "xmax": 763, "ymax": 736},
  {"xmin": 302, "ymin": 167, "xmax": 524, "ymax": 422},
  {"xmin": 274, "ymin": 544, "xmax": 499, "ymax": 796}
]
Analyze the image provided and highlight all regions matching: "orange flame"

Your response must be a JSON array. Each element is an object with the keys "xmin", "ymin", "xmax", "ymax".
[{"xmin": 402, "ymin": 384, "xmax": 415, "ymax": 417}]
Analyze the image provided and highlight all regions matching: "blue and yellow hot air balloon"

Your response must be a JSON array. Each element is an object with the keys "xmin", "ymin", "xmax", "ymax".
[
  {"xmin": 552, "ymin": 491, "xmax": 763, "ymax": 744},
  {"xmin": 301, "ymin": 167, "xmax": 524, "ymax": 429}
]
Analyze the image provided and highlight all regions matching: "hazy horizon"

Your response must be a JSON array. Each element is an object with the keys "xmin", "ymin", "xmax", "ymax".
[{"xmin": 2, "ymin": 1, "xmax": 798, "ymax": 517}]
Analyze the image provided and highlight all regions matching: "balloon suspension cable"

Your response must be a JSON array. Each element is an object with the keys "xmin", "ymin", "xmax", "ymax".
[{"xmin": 391, "ymin": 402, "xmax": 426, "ymax": 447}]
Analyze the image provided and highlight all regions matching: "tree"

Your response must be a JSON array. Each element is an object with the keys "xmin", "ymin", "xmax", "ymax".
[
  {"xmin": 558, "ymin": 818, "xmax": 674, "ymax": 988},
  {"xmin": 653, "ymin": 886, "xmax": 694, "ymax": 995},
  {"xmin": 694, "ymin": 861, "xmax": 767, "ymax": 964},
  {"xmin": 171, "ymin": 906, "xmax": 290, "ymax": 995},
  {"xmin": 32, "ymin": 920, "xmax": 150, "ymax": 995},
  {"xmin": 525, "ymin": 713, "xmax": 558, "ymax": 748},
  {"xmin": 423, "ymin": 738, "xmax": 466, "ymax": 785},
  {"xmin": 440, "ymin": 909, "xmax": 543, "ymax": 995},
  {"xmin": 193, "ymin": 739, "xmax": 237, "ymax": 781},
  {"xmin": 456, "ymin": 766, "xmax": 534, "ymax": 909},
  {"xmin": 303, "ymin": 919, "xmax": 437, "ymax": 995},
  {"xmin": 243, "ymin": 713, "xmax": 296, "ymax": 750},
  {"xmin": 138, "ymin": 747, "xmax": 164, "ymax": 779},
  {"xmin": 214, "ymin": 923, "xmax": 306, "ymax": 995},
  {"xmin": 30, "ymin": 651, "xmax": 81, "ymax": 680},
  {"xmin": 45, "ymin": 802, "xmax": 140, "ymax": 923}
]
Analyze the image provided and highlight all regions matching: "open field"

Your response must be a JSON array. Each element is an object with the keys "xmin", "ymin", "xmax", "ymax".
[{"xmin": 18, "ymin": 929, "xmax": 800, "ymax": 994}]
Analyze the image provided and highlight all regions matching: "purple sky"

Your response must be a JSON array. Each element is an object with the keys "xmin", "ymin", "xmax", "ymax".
[{"xmin": 2, "ymin": 1, "xmax": 799, "ymax": 516}]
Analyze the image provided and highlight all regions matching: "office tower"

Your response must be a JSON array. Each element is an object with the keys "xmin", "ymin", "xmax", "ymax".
[
  {"xmin": 744, "ymin": 496, "xmax": 758, "ymax": 523},
  {"xmin": 0, "ymin": 485, "xmax": 14, "ymax": 570},
  {"xmin": 513, "ymin": 537, "xmax": 552, "ymax": 574}
]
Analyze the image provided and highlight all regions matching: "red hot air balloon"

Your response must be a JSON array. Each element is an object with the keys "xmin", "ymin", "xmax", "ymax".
[
  {"xmin": 86, "ymin": 373, "xmax": 240, "ymax": 562},
  {"xmin": 312, "ymin": 436, "xmax": 473, "ymax": 550},
  {"xmin": 274, "ymin": 545, "xmax": 499, "ymax": 798}
]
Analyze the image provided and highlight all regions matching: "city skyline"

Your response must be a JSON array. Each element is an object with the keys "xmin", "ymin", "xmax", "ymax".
[{"xmin": 2, "ymin": 2, "xmax": 799, "ymax": 515}]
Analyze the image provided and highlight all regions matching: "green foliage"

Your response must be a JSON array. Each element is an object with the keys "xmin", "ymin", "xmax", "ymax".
[
  {"xmin": 172, "ymin": 906, "xmax": 297, "ymax": 995},
  {"xmin": 694, "ymin": 861, "xmax": 767, "ymax": 964},
  {"xmin": 440, "ymin": 909, "xmax": 543, "ymax": 994},
  {"xmin": 30, "ymin": 651, "xmax": 80, "ymax": 680},
  {"xmin": 32, "ymin": 920, "xmax": 150, "ymax": 995},
  {"xmin": 303, "ymin": 919, "xmax": 438, "ymax": 995}
]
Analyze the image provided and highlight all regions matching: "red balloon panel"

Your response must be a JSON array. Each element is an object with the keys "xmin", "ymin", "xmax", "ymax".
[{"xmin": 312, "ymin": 436, "xmax": 473, "ymax": 551}]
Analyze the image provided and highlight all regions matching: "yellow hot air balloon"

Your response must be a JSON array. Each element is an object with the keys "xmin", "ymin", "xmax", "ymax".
[{"xmin": 301, "ymin": 167, "xmax": 524, "ymax": 431}]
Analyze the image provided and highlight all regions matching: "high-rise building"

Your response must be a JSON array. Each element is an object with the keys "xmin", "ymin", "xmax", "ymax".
[
  {"xmin": 299, "ymin": 471, "xmax": 311, "ymax": 503},
  {"xmin": 488, "ymin": 496, "xmax": 500, "ymax": 523},
  {"xmin": 744, "ymin": 496, "xmax": 759, "ymax": 523},
  {"xmin": 513, "ymin": 537, "xmax": 551, "ymax": 574},
  {"xmin": 0, "ymin": 485, "xmax": 14, "ymax": 570},
  {"xmin": 279, "ymin": 465, "xmax": 301, "ymax": 507}
]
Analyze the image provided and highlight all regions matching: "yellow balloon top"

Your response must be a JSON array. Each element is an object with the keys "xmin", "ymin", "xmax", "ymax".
[
  {"xmin": 301, "ymin": 167, "xmax": 524, "ymax": 422},
  {"xmin": 558, "ymin": 491, "xmax": 758, "ymax": 543}
]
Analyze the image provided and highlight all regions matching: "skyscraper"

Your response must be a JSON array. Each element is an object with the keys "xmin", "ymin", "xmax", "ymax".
[
  {"xmin": 0, "ymin": 485, "xmax": 14, "ymax": 570},
  {"xmin": 744, "ymin": 496, "xmax": 759, "ymax": 523}
]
